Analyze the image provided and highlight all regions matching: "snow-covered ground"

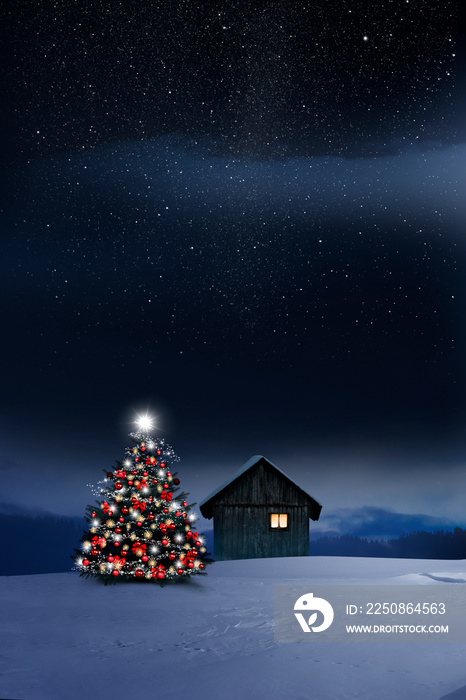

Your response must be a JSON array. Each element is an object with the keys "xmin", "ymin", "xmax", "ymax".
[{"xmin": 1, "ymin": 557, "xmax": 466, "ymax": 700}]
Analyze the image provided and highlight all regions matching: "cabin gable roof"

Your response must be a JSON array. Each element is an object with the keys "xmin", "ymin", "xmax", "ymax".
[{"xmin": 199, "ymin": 455, "xmax": 321, "ymax": 521}]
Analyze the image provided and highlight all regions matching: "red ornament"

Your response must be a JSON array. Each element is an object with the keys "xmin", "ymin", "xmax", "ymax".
[
  {"xmin": 156, "ymin": 449, "xmax": 161, "ymax": 455},
  {"xmin": 112, "ymin": 570, "xmax": 119, "ymax": 576},
  {"xmin": 142, "ymin": 555, "xmax": 149, "ymax": 562},
  {"xmin": 119, "ymin": 516, "xmax": 124, "ymax": 523},
  {"xmin": 128, "ymin": 480, "xmax": 133, "ymax": 486},
  {"xmin": 161, "ymin": 538, "xmax": 168, "ymax": 546},
  {"xmin": 163, "ymin": 483, "xmax": 169, "ymax": 489},
  {"xmin": 115, "ymin": 527, "xmax": 121, "ymax": 534},
  {"xmin": 177, "ymin": 568, "xmax": 184, "ymax": 575},
  {"xmin": 148, "ymin": 513, "xmax": 155, "ymax": 520},
  {"xmin": 132, "ymin": 470, "xmax": 138, "ymax": 475},
  {"xmin": 195, "ymin": 540, "xmax": 201, "ymax": 546},
  {"xmin": 143, "ymin": 471, "xmax": 148, "ymax": 476},
  {"xmin": 199, "ymin": 563, "xmax": 205, "ymax": 570},
  {"xmin": 182, "ymin": 501, "xmax": 187, "ymax": 507},
  {"xmin": 160, "ymin": 462, "xmax": 165, "ymax": 468},
  {"xmin": 182, "ymin": 512, "xmax": 187, "ymax": 518},
  {"xmin": 114, "ymin": 541, "xmax": 120, "ymax": 547},
  {"xmin": 135, "ymin": 457, "xmax": 139, "ymax": 462},
  {"xmin": 115, "ymin": 482, "xmax": 122, "ymax": 490},
  {"xmin": 169, "ymin": 523, "xmax": 175, "ymax": 530},
  {"xmin": 135, "ymin": 569, "xmax": 143, "ymax": 578},
  {"xmin": 108, "ymin": 510, "xmax": 113, "ymax": 516},
  {"xmin": 91, "ymin": 549, "xmax": 98, "ymax": 556},
  {"xmin": 107, "ymin": 556, "xmax": 114, "ymax": 562},
  {"xmin": 149, "ymin": 496, "xmax": 153, "ymax": 502},
  {"xmin": 175, "ymin": 511, "xmax": 181, "ymax": 517},
  {"xmin": 137, "ymin": 521, "xmax": 143, "ymax": 527},
  {"xmin": 141, "ymin": 446, "xmax": 146, "ymax": 451},
  {"xmin": 92, "ymin": 512, "xmax": 96, "ymax": 517},
  {"xmin": 188, "ymin": 562, "xmax": 194, "ymax": 568},
  {"xmin": 152, "ymin": 479, "xmax": 158, "ymax": 485},
  {"xmin": 157, "ymin": 571, "xmax": 165, "ymax": 579},
  {"xmin": 186, "ymin": 530, "xmax": 192, "ymax": 538},
  {"xmin": 107, "ymin": 472, "xmax": 113, "ymax": 478},
  {"xmin": 168, "ymin": 552, "xmax": 176, "ymax": 561},
  {"xmin": 173, "ymin": 478, "xmax": 180, "ymax": 486},
  {"xmin": 122, "ymin": 506, "xmax": 129, "ymax": 514},
  {"xmin": 82, "ymin": 559, "xmax": 89, "ymax": 566},
  {"xmin": 163, "ymin": 508, "xmax": 169, "ymax": 514}
]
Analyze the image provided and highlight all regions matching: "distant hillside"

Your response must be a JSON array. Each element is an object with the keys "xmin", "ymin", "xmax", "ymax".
[
  {"xmin": 1, "ymin": 511, "xmax": 85, "ymax": 575},
  {"xmin": 311, "ymin": 528, "xmax": 466, "ymax": 559}
]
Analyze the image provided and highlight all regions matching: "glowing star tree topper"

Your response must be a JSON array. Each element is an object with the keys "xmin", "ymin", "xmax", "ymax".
[
  {"xmin": 73, "ymin": 427, "xmax": 212, "ymax": 585},
  {"xmin": 134, "ymin": 412, "xmax": 155, "ymax": 434}
]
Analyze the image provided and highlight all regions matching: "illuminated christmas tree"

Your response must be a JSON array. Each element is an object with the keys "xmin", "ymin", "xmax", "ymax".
[{"xmin": 74, "ymin": 416, "xmax": 211, "ymax": 584}]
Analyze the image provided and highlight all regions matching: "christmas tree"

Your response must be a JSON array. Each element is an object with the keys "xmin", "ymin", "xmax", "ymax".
[{"xmin": 74, "ymin": 419, "xmax": 211, "ymax": 584}]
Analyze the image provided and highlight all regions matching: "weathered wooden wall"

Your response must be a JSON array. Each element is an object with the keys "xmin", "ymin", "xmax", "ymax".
[
  {"xmin": 213, "ymin": 504, "xmax": 310, "ymax": 560},
  {"xmin": 211, "ymin": 461, "xmax": 312, "ymax": 560}
]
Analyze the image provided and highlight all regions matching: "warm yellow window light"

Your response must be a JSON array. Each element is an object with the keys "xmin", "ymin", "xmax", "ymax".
[{"xmin": 270, "ymin": 513, "xmax": 288, "ymax": 529}]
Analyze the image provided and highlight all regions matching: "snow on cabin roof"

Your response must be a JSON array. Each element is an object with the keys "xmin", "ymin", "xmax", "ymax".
[{"xmin": 199, "ymin": 455, "xmax": 321, "ymax": 519}]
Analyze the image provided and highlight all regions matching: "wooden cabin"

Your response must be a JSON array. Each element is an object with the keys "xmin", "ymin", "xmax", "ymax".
[{"xmin": 199, "ymin": 455, "xmax": 322, "ymax": 561}]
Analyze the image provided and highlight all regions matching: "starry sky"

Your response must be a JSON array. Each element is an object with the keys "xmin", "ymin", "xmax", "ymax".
[{"xmin": 2, "ymin": 0, "xmax": 466, "ymax": 533}]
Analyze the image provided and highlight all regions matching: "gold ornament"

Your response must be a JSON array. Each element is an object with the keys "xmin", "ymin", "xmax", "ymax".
[
  {"xmin": 145, "ymin": 573, "xmax": 151, "ymax": 579},
  {"xmin": 135, "ymin": 547, "xmax": 143, "ymax": 557},
  {"xmin": 90, "ymin": 528, "xmax": 96, "ymax": 534},
  {"xmin": 123, "ymin": 544, "xmax": 129, "ymax": 551},
  {"xmin": 200, "ymin": 547, "xmax": 206, "ymax": 553},
  {"xmin": 150, "ymin": 524, "xmax": 156, "ymax": 530},
  {"xmin": 149, "ymin": 559, "xmax": 156, "ymax": 567},
  {"xmin": 106, "ymin": 519, "xmax": 114, "ymax": 528},
  {"xmin": 144, "ymin": 530, "xmax": 151, "ymax": 539},
  {"xmin": 115, "ymin": 495, "xmax": 122, "ymax": 502}
]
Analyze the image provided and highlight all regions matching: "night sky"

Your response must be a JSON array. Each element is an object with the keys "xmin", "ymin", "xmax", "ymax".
[{"xmin": 2, "ymin": 0, "xmax": 466, "ymax": 535}]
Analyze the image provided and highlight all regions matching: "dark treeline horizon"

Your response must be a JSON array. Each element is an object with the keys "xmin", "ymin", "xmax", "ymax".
[{"xmin": 311, "ymin": 528, "xmax": 466, "ymax": 559}]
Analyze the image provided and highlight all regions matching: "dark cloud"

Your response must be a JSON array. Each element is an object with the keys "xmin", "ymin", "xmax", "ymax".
[{"xmin": 313, "ymin": 506, "xmax": 460, "ymax": 539}]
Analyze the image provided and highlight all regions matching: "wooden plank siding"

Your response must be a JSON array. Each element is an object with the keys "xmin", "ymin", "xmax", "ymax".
[
  {"xmin": 200, "ymin": 456, "xmax": 322, "ymax": 561},
  {"xmin": 213, "ymin": 504, "xmax": 309, "ymax": 560}
]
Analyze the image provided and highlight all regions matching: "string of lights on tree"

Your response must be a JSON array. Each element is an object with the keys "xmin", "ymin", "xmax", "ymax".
[{"xmin": 74, "ymin": 414, "xmax": 211, "ymax": 585}]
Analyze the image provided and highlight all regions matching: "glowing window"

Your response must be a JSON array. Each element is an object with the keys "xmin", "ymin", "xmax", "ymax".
[{"xmin": 270, "ymin": 513, "xmax": 288, "ymax": 529}]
